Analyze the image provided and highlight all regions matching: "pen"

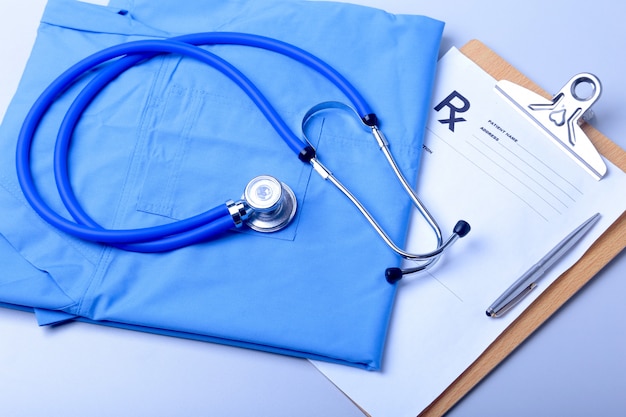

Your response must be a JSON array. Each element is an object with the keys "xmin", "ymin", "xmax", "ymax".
[{"xmin": 486, "ymin": 213, "xmax": 601, "ymax": 318}]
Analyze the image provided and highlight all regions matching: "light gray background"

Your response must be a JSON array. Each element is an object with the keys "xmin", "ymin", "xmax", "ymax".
[{"xmin": 0, "ymin": 1, "xmax": 624, "ymax": 416}]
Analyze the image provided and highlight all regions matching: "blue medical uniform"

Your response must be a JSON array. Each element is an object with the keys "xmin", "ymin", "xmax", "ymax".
[{"xmin": 0, "ymin": 0, "xmax": 443, "ymax": 370}]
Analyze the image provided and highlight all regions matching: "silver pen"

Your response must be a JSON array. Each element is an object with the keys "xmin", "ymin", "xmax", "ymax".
[{"xmin": 486, "ymin": 213, "xmax": 601, "ymax": 318}]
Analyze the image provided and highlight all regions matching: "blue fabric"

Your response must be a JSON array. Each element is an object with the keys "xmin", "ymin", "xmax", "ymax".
[{"xmin": 0, "ymin": 0, "xmax": 443, "ymax": 370}]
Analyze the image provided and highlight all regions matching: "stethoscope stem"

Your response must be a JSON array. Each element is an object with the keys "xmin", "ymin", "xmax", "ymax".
[
  {"xmin": 373, "ymin": 125, "xmax": 471, "ymax": 279},
  {"xmin": 310, "ymin": 153, "xmax": 470, "ymax": 277},
  {"xmin": 373, "ymin": 127, "xmax": 443, "ymax": 245}
]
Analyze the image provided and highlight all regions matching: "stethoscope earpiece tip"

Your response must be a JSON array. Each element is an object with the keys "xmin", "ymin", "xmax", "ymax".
[
  {"xmin": 385, "ymin": 267, "xmax": 404, "ymax": 284},
  {"xmin": 386, "ymin": 219, "xmax": 472, "ymax": 283},
  {"xmin": 454, "ymin": 220, "xmax": 471, "ymax": 238}
]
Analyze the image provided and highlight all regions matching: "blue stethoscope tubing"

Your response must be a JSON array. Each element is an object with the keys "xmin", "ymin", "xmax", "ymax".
[{"xmin": 16, "ymin": 32, "xmax": 376, "ymax": 252}]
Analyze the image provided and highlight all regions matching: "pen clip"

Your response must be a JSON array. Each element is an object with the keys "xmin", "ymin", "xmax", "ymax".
[{"xmin": 487, "ymin": 282, "xmax": 537, "ymax": 318}]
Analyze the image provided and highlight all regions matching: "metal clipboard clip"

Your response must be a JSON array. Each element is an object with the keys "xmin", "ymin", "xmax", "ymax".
[{"xmin": 495, "ymin": 73, "xmax": 607, "ymax": 180}]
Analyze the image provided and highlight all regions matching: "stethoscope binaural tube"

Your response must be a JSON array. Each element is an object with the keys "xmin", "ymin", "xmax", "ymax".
[
  {"xmin": 16, "ymin": 32, "xmax": 469, "ymax": 279},
  {"xmin": 301, "ymin": 102, "xmax": 471, "ymax": 282}
]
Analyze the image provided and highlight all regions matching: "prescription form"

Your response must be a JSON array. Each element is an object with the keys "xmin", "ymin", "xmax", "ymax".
[{"xmin": 313, "ymin": 48, "xmax": 626, "ymax": 417}]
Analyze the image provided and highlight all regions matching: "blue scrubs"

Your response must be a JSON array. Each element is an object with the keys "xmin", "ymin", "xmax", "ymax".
[{"xmin": 0, "ymin": 0, "xmax": 443, "ymax": 370}]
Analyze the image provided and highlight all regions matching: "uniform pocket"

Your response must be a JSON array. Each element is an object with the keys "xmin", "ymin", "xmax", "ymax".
[{"xmin": 134, "ymin": 57, "xmax": 312, "ymax": 241}]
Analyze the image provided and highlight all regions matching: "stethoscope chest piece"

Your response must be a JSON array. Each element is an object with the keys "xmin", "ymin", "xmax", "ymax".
[{"xmin": 243, "ymin": 175, "xmax": 297, "ymax": 233}]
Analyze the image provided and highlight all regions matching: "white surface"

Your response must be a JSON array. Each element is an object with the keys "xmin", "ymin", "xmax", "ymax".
[
  {"xmin": 313, "ymin": 47, "xmax": 626, "ymax": 417},
  {"xmin": 0, "ymin": 1, "xmax": 624, "ymax": 416}
]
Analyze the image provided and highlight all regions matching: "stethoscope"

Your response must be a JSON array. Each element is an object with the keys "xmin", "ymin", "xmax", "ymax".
[{"xmin": 15, "ymin": 32, "xmax": 470, "ymax": 283}]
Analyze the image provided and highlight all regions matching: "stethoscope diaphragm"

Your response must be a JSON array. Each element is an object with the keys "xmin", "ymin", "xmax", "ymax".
[{"xmin": 243, "ymin": 175, "xmax": 297, "ymax": 233}]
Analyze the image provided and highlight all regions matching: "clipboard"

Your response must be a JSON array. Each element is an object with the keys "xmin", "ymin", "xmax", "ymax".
[{"xmin": 420, "ymin": 39, "xmax": 626, "ymax": 417}]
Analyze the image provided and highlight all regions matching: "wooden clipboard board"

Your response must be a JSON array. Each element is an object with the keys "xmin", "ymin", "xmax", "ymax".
[{"xmin": 419, "ymin": 40, "xmax": 626, "ymax": 417}]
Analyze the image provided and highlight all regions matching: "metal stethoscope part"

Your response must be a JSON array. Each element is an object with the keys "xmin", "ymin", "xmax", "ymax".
[
  {"xmin": 299, "ymin": 102, "xmax": 470, "ymax": 283},
  {"xmin": 241, "ymin": 175, "xmax": 297, "ymax": 233}
]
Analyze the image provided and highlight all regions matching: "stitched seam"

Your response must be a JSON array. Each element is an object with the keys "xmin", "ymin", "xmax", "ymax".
[{"xmin": 76, "ymin": 56, "xmax": 173, "ymax": 318}]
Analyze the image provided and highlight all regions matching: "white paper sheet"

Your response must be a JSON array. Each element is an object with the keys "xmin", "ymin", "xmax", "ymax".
[{"xmin": 312, "ymin": 48, "xmax": 626, "ymax": 417}]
